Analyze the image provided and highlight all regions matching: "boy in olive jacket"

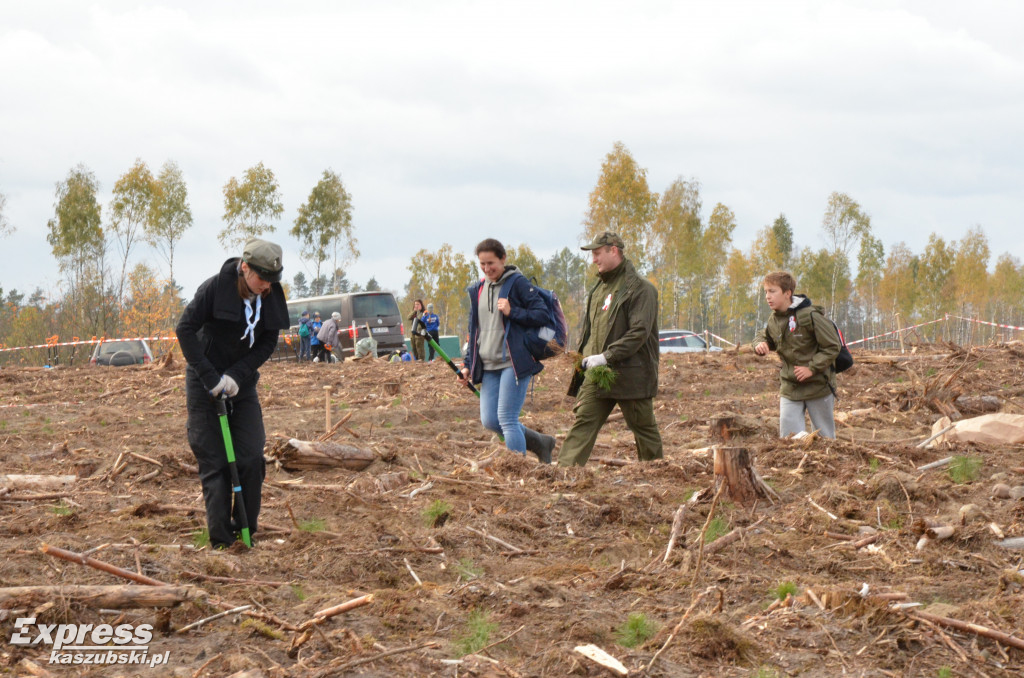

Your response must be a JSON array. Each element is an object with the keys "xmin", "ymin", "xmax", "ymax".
[{"xmin": 752, "ymin": 271, "xmax": 841, "ymax": 438}]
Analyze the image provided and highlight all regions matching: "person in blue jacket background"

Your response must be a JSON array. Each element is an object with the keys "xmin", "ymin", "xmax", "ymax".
[
  {"xmin": 421, "ymin": 303, "xmax": 441, "ymax": 361},
  {"xmin": 458, "ymin": 238, "xmax": 557, "ymax": 463}
]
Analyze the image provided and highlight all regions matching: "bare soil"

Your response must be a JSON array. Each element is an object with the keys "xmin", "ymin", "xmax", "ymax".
[{"xmin": 2, "ymin": 344, "xmax": 1024, "ymax": 677}]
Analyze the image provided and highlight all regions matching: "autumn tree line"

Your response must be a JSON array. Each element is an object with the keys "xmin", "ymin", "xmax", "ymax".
[{"xmin": 1, "ymin": 142, "xmax": 1022, "ymax": 363}]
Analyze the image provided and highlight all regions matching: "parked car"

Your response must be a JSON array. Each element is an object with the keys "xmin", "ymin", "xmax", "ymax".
[
  {"xmin": 658, "ymin": 330, "xmax": 722, "ymax": 353},
  {"xmin": 90, "ymin": 339, "xmax": 154, "ymax": 366}
]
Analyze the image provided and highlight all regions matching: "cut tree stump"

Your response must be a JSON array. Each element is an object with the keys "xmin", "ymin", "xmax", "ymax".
[
  {"xmin": 0, "ymin": 585, "xmax": 201, "ymax": 608},
  {"xmin": 272, "ymin": 439, "xmax": 375, "ymax": 472},
  {"xmin": 711, "ymin": 447, "xmax": 777, "ymax": 506}
]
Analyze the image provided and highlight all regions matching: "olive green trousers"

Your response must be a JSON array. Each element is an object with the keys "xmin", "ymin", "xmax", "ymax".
[{"xmin": 557, "ymin": 382, "xmax": 664, "ymax": 467}]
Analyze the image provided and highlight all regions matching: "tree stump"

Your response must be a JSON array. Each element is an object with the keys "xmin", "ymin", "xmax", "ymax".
[
  {"xmin": 711, "ymin": 447, "xmax": 777, "ymax": 506},
  {"xmin": 383, "ymin": 381, "xmax": 401, "ymax": 396}
]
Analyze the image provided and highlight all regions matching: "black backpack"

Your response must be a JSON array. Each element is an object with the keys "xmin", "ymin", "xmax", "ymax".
[{"xmin": 818, "ymin": 314, "xmax": 854, "ymax": 373}]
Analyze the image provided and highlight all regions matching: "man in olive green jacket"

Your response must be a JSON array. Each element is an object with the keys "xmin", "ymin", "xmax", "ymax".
[
  {"xmin": 558, "ymin": 232, "xmax": 664, "ymax": 466},
  {"xmin": 752, "ymin": 271, "xmax": 841, "ymax": 438}
]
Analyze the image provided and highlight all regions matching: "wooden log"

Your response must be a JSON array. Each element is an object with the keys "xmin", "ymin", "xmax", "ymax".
[
  {"xmin": 0, "ymin": 474, "xmax": 76, "ymax": 491},
  {"xmin": 0, "ymin": 585, "xmax": 200, "ymax": 608},
  {"xmin": 274, "ymin": 438, "xmax": 375, "ymax": 471},
  {"xmin": 711, "ymin": 447, "xmax": 776, "ymax": 506},
  {"xmin": 954, "ymin": 395, "xmax": 1001, "ymax": 414}
]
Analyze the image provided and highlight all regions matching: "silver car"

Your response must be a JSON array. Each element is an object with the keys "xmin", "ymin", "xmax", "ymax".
[
  {"xmin": 658, "ymin": 330, "xmax": 722, "ymax": 353},
  {"xmin": 90, "ymin": 339, "xmax": 154, "ymax": 366}
]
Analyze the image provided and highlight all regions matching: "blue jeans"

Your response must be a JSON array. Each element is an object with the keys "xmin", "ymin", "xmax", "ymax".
[
  {"xmin": 299, "ymin": 336, "xmax": 311, "ymax": 361},
  {"xmin": 479, "ymin": 367, "xmax": 532, "ymax": 453}
]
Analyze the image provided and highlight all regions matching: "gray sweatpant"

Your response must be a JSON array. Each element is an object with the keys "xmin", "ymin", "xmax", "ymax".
[{"xmin": 780, "ymin": 394, "xmax": 835, "ymax": 439}]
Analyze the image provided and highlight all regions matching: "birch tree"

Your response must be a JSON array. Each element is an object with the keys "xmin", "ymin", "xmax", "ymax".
[
  {"xmin": 290, "ymin": 169, "xmax": 357, "ymax": 293},
  {"xmin": 220, "ymin": 162, "xmax": 283, "ymax": 251},
  {"xmin": 46, "ymin": 164, "xmax": 107, "ymax": 335},
  {"xmin": 820, "ymin": 192, "xmax": 870, "ymax": 316},
  {"xmin": 109, "ymin": 159, "xmax": 156, "ymax": 305},
  {"xmin": 583, "ymin": 141, "xmax": 658, "ymax": 272},
  {"xmin": 877, "ymin": 242, "xmax": 919, "ymax": 332},
  {"xmin": 146, "ymin": 160, "xmax": 193, "ymax": 284},
  {"xmin": 505, "ymin": 244, "xmax": 543, "ymax": 282},
  {"xmin": 649, "ymin": 177, "xmax": 701, "ymax": 329}
]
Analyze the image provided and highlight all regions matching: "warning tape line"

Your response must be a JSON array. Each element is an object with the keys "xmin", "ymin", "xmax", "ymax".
[
  {"xmin": 0, "ymin": 336, "xmax": 178, "ymax": 353},
  {"xmin": 706, "ymin": 332, "xmax": 737, "ymax": 347},
  {"xmin": 948, "ymin": 314, "xmax": 1024, "ymax": 332},
  {"xmin": 845, "ymin": 318, "xmax": 945, "ymax": 346}
]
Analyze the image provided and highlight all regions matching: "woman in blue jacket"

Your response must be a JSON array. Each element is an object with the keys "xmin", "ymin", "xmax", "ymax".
[{"xmin": 458, "ymin": 238, "xmax": 557, "ymax": 462}]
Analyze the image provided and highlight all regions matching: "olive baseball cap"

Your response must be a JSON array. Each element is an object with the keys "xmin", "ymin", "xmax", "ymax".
[
  {"xmin": 581, "ymin": 231, "xmax": 625, "ymax": 251},
  {"xmin": 242, "ymin": 239, "xmax": 284, "ymax": 282}
]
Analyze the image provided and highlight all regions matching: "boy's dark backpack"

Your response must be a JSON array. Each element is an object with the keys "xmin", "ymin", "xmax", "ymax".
[
  {"xmin": 815, "ymin": 313, "xmax": 853, "ymax": 373},
  {"xmin": 495, "ymin": 276, "xmax": 568, "ymax": 361}
]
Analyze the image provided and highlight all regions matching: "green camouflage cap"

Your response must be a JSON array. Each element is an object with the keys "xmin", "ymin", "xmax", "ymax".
[
  {"xmin": 580, "ymin": 231, "xmax": 625, "ymax": 251},
  {"xmin": 242, "ymin": 239, "xmax": 283, "ymax": 282}
]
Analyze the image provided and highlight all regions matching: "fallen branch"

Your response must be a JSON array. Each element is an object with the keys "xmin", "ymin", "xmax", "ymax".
[
  {"xmin": 403, "ymin": 558, "xmax": 422, "ymax": 586},
  {"xmin": 692, "ymin": 483, "xmax": 727, "ymax": 581},
  {"xmin": 181, "ymin": 571, "xmax": 287, "ymax": 587},
  {"xmin": 177, "ymin": 605, "xmax": 253, "ymax": 633},
  {"xmin": 647, "ymin": 586, "xmax": 722, "ymax": 671},
  {"xmin": 306, "ymin": 593, "xmax": 375, "ymax": 628},
  {"xmin": 574, "ymin": 644, "xmax": 628, "ymax": 676},
  {"xmin": 704, "ymin": 518, "xmax": 766, "ymax": 556},
  {"xmin": 464, "ymin": 525, "xmax": 524, "ymax": 553},
  {"xmin": 0, "ymin": 492, "xmax": 71, "ymax": 502},
  {"xmin": 663, "ymin": 504, "xmax": 687, "ymax": 562},
  {"xmin": 318, "ymin": 410, "xmax": 355, "ymax": 442},
  {"xmin": 807, "ymin": 496, "xmax": 839, "ymax": 521},
  {"xmin": 40, "ymin": 543, "xmax": 167, "ymax": 586},
  {"xmin": 0, "ymin": 585, "xmax": 200, "ymax": 609},
  {"xmin": 1, "ymin": 475, "xmax": 76, "ymax": 491},
  {"xmin": 917, "ymin": 456, "xmax": 954, "ymax": 471},
  {"xmin": 916, "ymin": 424, "xmax": 957, "ymax": 449},
  {"xmin": 906, "ymin": 609, "xmax": 1024, "ymax": 651},
  {"xmin": 314, "ymin": 641, "xmax": 438, "ymax": 677}
]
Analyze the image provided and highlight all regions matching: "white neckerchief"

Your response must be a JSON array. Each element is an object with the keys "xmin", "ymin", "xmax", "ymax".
[{"xmin": 241, "ymin": 296, "xmax": 262, "ymax": 347}]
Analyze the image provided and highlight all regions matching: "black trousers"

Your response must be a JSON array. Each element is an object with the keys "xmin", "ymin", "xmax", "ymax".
[
  {"xmin": 427, "ymin": 330, "xmax": 440, "ymax": 360},
  {"xmin": 185, "ymin": 369, "xmax": 266, "ymax": 547}
]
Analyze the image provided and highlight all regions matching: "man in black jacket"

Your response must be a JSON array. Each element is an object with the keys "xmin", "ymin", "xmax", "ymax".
[{"xmin": 176, "ymin": 239, "xmax": 289, "ymax": 549}]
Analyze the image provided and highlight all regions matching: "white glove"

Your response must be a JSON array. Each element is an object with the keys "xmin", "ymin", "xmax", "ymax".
[
  {"xmin": 210, "ymin": 374, "xmax": 239, "ymax": 398},
  {"xmin": 582, "ymin": 353, "xmax": 607, "ymax": 369}
]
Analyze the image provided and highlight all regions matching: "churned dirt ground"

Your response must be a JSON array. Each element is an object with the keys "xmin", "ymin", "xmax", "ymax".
[{"xmin": 2, "ymin": 343, "xmax": 1024, "ymax": 677}]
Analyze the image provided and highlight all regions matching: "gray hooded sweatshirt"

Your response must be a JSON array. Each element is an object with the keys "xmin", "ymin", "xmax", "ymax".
[{"xmin": 478, "ymin": 267, "xmax": 516, "ymax": 371}]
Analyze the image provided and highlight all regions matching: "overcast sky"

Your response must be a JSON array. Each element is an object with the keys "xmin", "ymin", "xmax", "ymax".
[{"xmin": 1, "ymin": 0, "xmax": 1022, "ymax": 303}]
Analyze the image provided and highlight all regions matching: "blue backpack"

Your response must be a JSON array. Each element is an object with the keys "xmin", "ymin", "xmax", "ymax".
[{"xmin": 496, "ymin": 275, "xmax": 568, "ymax": 361}]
